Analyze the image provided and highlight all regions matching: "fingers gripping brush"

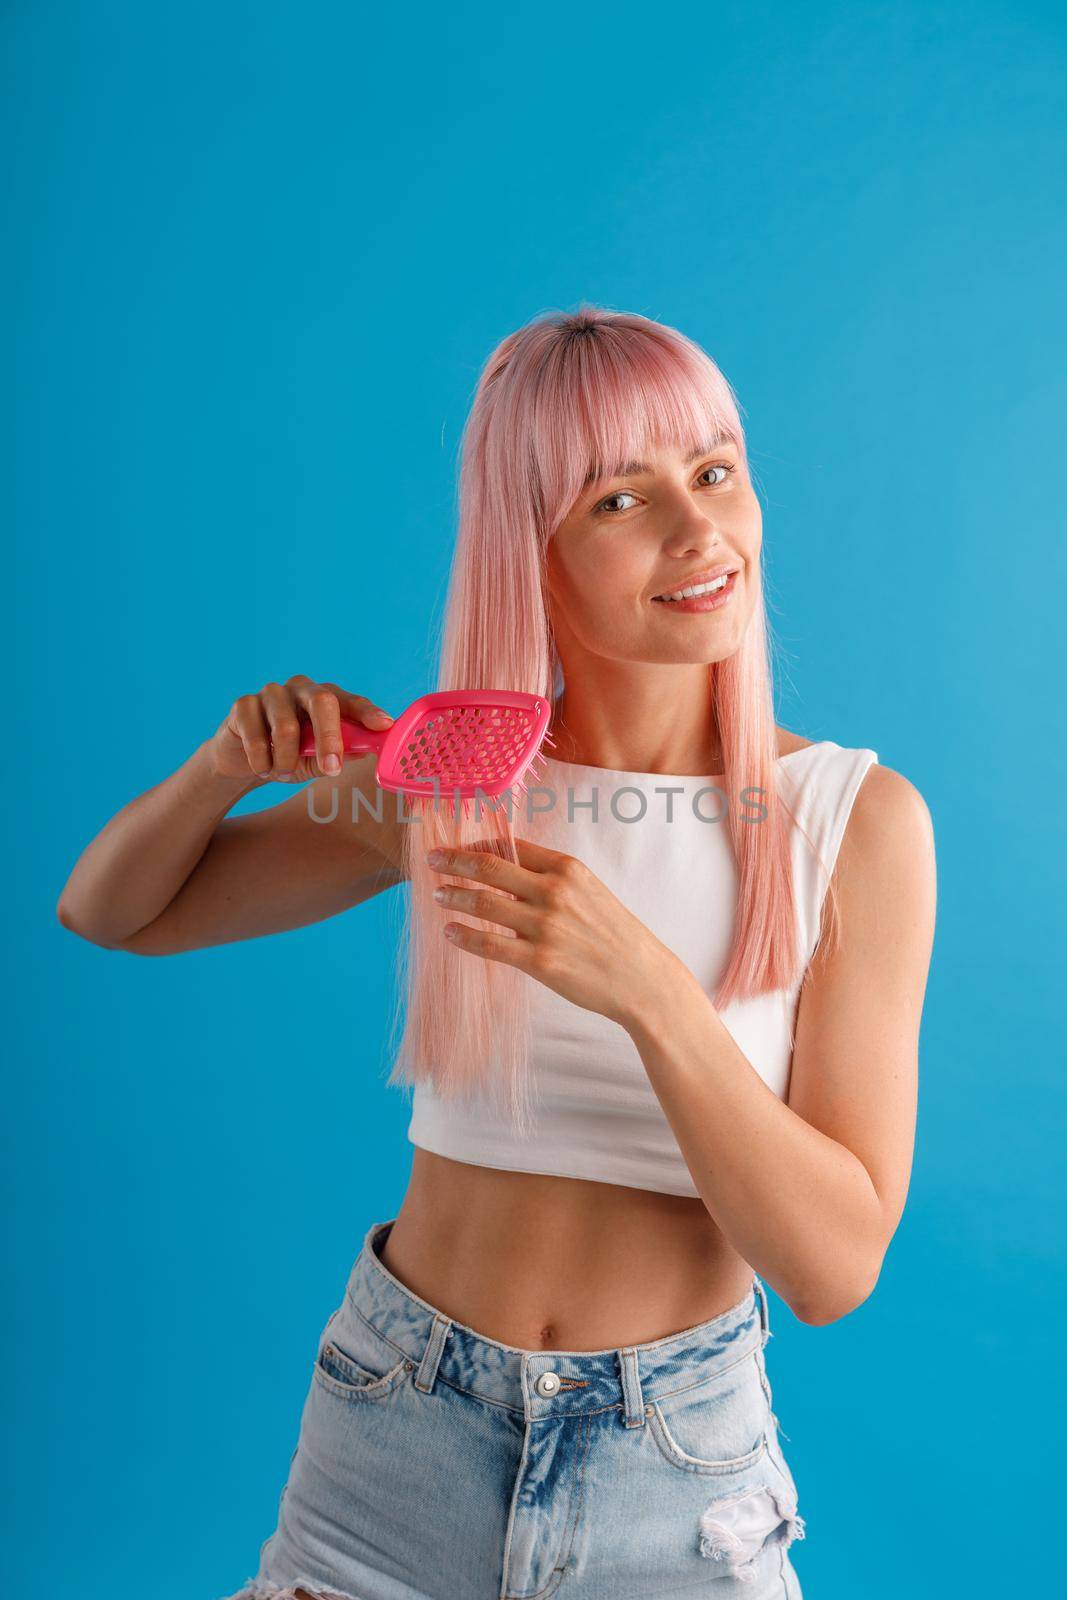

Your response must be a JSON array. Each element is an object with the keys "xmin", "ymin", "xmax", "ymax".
[{"xmin": 298, "ymin": 689, "xmax": 555, "ymax": 814}]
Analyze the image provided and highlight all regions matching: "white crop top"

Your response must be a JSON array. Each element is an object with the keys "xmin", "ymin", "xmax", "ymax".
[{"xmin": 406, "ymin": 740, "xmax": 879, "ymax": 1198}]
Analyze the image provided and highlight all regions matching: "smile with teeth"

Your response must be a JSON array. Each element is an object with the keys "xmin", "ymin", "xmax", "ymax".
[{"xmin": 653, "ymin": 573, "xmax": 733, "ymax": 602}]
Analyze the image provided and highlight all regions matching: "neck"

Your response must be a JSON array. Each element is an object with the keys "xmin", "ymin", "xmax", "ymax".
[{"xmin": 549, "ymin": 676, "xmax": 723, "ymax": 777}]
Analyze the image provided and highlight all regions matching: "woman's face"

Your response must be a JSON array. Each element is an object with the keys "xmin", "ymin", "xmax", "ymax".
[{"xmin": 545, "ymin": 437, "xmax": 762, "ymax": 668}]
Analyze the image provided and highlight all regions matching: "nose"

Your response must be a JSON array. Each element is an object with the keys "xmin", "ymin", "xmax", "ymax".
[
  {"xmin": 660, "ymin": 493, "xmax": 721, "ymax": 553},
  {"xmin": 664, "ymin": 521, "xmax": 720, "ymax": 557}
]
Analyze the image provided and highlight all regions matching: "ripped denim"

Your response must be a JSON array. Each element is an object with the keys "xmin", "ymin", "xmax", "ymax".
[{"xmin": 221, "ymin": 1218, "xmax": 806, "ymax": 1600}]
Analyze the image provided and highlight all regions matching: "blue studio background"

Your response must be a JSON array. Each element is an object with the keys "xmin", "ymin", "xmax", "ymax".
[{"xmin": 6, "ymin": 3, "xmax": 1064, "ymax": 1595}]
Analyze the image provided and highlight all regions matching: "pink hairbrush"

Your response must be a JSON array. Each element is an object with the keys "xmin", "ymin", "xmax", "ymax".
[{"xmin": 298, "ymin": 689, "xmax": 555, "ymax": 804}]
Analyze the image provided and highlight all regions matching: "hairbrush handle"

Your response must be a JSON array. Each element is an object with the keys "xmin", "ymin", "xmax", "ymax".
[{"xmin": 298, "ymin": 717, "xmax": 389, "ymax": 759}]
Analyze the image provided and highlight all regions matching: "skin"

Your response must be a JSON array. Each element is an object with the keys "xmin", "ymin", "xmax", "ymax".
[{"xmin": 57, "ymin": 439, "xmax": 936, "ymax": 1361}]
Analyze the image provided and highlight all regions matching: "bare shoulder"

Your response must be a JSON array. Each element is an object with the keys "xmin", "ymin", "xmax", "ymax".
[
  {"xmin": 847, "ymin": 762, "xmax": 935, "ymax": 860},
  {"xmin": 834, "ymin": 760, "xmax": 937, "ymax": 928},
  {"xmin": 777, "ymin": 725, "xmax": 935, "ymax": 855}
]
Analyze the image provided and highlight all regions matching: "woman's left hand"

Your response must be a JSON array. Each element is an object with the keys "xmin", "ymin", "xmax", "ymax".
[{"xmin": 426, "ymin": 836, "xmax": 684, "ymax": 1030}]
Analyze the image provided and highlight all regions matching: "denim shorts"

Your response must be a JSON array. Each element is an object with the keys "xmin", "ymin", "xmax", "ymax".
[{"xmin": 221, "ymin": 1218, "xmax": 806, "ymax": 1600}]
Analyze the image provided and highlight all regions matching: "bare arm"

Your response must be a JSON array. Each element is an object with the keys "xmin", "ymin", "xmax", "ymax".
[{"xmin": 56, "ymin": 677, "xmax": 409, "ymax": 955}]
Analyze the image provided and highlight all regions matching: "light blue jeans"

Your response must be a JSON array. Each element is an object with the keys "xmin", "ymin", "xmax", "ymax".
[{"xmin": 222, "ymin": 1218, "xmax": 806, "ymax": 1599}]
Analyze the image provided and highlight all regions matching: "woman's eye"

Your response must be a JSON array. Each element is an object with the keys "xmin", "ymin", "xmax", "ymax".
[
  {"xmin": 595, "ymin": 462, "xmax": 734, "ymax": 516},
  {"xmin": 597, "ymin": 490, "xmax": 639, "ymax": 515}
]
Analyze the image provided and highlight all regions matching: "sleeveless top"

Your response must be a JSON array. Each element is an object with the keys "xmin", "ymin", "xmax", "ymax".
[{"xmin": 406, "ymin": 740, "xmax": 879, "ymax": 1198}]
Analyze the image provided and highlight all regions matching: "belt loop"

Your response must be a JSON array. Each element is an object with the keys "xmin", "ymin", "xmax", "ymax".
[
  {"xmin": 414, "ymin": 1312, "xmax": 451, "ymax": 1395},
  {"xmin": 753, "ymin": 1274, "xmax": 772, "ymax": 1346},
  {"xmin": 618, "ymin": 1348, "xmax": 647, "ymax": 1429}
]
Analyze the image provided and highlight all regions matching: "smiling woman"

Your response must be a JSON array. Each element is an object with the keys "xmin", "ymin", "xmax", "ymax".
[
  {"xmin": 58, "ymin": 305, "xmax": 935, "ymax": 1600},
  {"xmin": 384, "ymin": 312, "xmax": 819, "ymax": 1144}
]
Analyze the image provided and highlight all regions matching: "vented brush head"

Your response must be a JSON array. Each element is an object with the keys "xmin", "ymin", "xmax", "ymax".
[{"xmin": 299, "ymin": 689, "xmax": 554, "ymax": 802}]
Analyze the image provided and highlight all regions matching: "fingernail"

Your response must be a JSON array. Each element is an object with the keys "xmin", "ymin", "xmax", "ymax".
[
  {"xmin": 427, "ymin": 850, "xmax": 444, "ymax": 865},
  {"xmin": 373, "ymin": 710, "xmax": 394, "ymax": 722},
  {"xmin": 323, "ymin": 754, "xmax": 341, "ymax": 774}
]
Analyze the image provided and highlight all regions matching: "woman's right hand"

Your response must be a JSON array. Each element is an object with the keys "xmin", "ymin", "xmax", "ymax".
[{"xmin": 209, "ymin": 674, "xmax": 395, "ymax": 783}]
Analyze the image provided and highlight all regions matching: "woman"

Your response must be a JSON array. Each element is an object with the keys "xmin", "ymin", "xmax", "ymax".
[{"xmin": 58, "ymin": 307, "xmax": 937, "ymax": 1600}]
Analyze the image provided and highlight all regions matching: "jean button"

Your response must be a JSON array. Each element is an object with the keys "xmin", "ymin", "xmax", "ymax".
[{"xmin": 535, "ymin": 1370, "xmax": 561, "ymax": 1398}]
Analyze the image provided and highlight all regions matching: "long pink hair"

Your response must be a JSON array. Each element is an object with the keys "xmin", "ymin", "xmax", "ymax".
[{"xmin": 385, "ymin": 304, "xmax": 806, "ymax": 1135}]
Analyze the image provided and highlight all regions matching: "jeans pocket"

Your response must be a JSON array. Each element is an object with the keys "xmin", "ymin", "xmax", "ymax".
[
  {"xmin": 312, "ymin": 1300, "xmax": 415, "ymax": 1403},
  {"xmin": 647, "ymin": 1347, "xmax": 770, "ymax": 1475}
]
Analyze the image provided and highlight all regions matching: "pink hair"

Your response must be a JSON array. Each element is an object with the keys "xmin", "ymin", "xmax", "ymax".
[{"xmin": 386, "ymin": 304, "xmax": 805, "ymax": 1135}]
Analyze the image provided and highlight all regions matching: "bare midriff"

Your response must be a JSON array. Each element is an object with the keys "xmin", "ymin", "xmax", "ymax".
[{"xmin": 378, "ymin": 1147, "xmax": 756, "ymax": 1352}]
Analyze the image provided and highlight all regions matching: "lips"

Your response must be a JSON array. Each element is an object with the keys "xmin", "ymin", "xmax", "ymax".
[
  {"xmin": 651, "ymin": 564, "xmax": 738, "ymax": 602},
  {"xmin": 651, "ymin": 569, "xmax": 740, "ymax": 613}
]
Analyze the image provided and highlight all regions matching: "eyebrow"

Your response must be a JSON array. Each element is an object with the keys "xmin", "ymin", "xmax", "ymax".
[{"xmin": 583, "ymin": 439, "xmax": 733, "ymax": 488}]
